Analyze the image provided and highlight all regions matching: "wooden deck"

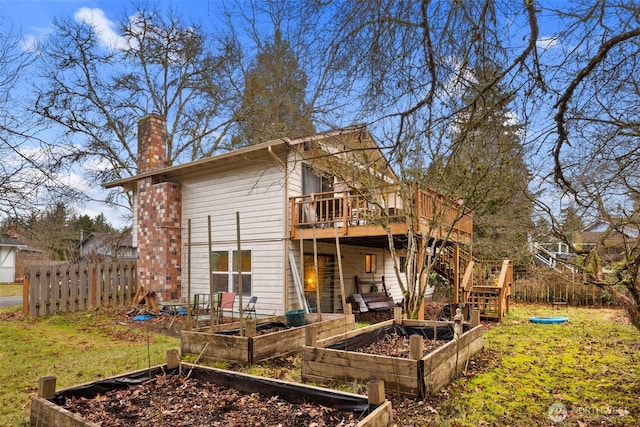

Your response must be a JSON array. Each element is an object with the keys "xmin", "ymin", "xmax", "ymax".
[{"xmin": 289, "ymin": 188, "xmax": 472, "ymax": 245}]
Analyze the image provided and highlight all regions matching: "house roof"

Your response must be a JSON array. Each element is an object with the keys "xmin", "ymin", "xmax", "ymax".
[
  {"xmin": 78, "ymin": 232, "xmax": 133, "ymax": 249},
  {"xmin": 103, "ymin": 126, "xmax": 396, "ymax": 191},
  {"xmin": 580, "ymin": 219, "xmax": 639, "ymax": 244},
  {"xmin": 0, "ymin": 236, "xmax": 27, "ymax": 248}
]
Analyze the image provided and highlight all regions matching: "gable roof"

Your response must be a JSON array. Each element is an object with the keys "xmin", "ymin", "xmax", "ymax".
[
  {"xmin": 581, "ymin": 219, "xmax": 639, "ymax": 244},
  {"xmin": 0, "ymin": 236, "xmax": 27, "ymax": 248},
  {"xmin": 103, "ymin": 126, "xmax": 395, "ymax": 191},
  {"xmin": 78, "ymin": 232, "xmax": 133, "ymax": 249}
]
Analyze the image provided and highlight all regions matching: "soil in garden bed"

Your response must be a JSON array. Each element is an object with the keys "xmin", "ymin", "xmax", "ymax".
[
  {"xmin": 352, "ymin": 332, "xmax": 449, "ymax": 358},
  {"xmin": 220, "ymin": 322, "xmax": 290, "ymax": 336},
  {"xmin": 62, "ymin": 373, "xmax": 361, "ymax": 427}
]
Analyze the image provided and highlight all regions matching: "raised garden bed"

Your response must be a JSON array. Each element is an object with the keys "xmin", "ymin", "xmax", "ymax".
[
  {"xmin": 30, "ymin": 352, "xmax": 392, "ymax": 427},
  {"xmin": 302, "ymin": 315, "xmax": 484, "ymax": 398},
  {"xmin": 181, "ymin": 313, "xmax": 356, "ymax": 364}
]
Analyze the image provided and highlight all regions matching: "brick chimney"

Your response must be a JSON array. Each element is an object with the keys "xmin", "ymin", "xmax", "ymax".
[{"xmin": 136, "ymin": 114, "xmax": 182, "ymax": 302}]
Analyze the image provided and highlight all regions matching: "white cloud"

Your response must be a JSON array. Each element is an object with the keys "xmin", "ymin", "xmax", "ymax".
[
  {"xmin": 536, "ymin": 36, "xmax": 560, "ymax": 51},
  {"xmin": 21, "ymin": 34, "xmax": 40, "ymax": 52},
  {"xmin": 74, "ymin": 7, "xmax": 128, "ymax": 51}
]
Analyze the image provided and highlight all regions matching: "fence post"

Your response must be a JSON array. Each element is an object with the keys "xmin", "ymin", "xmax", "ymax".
[
  {"xmin": 91, "ymin": 264, "xmax": 97, "ymax": 308},
  {"xmin": 23, "ymin": 276, "xmax": 29, "ymax": 317}
]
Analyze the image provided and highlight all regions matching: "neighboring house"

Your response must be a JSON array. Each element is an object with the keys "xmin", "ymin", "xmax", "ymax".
[
  {"xmin": 579, "ymin": 219, "xmax": 639, "ymax": 264},
  {"xmin": 104, "ymin": 114, "xmax": 472, "ymax": 316},
  {"xmin": 0, "ymin": 235, "xmax": 27, "ymax": 283},
  {"xmin": 78, "ymin": 232, "xmax": 137, "ymax": 262},
  {"xmin": 530, "ymin": 240, "xmax": 574, "ymax": 271}
]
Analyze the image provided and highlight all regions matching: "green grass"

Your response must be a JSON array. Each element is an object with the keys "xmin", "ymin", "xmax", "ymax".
[
  {"xmin": 0, "ymin": 307, "xmax": 179, "ymax": 426},
  {"xmin": 434, "ymin": 303, "xmax": 640, "ymax": 426},
  {"xmin": 0, "ymin": 283, "xmax": 22, "ymax": 297},
  {"xmin": 1, "ymin": 303, "xmax": 638, "ymax": 426}
]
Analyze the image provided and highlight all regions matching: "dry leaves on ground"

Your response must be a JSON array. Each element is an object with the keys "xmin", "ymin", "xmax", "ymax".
[{"xmin": 63, "ymin": 374, "xmax": 361, "ymax": 427}]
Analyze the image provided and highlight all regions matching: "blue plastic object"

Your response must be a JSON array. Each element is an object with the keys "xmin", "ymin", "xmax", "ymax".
[
  {"xmin": 529, "ymin": 316, "xmax": 569, "ymax": 324},
  {"xmin": 133, "ymin": 314, "xmax": 157, "ymax": 321}
]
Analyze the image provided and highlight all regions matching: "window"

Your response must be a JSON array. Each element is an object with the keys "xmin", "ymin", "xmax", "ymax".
[
  {"xmin": 399, "ymin": 256, "xmax": 407, "ymax": 273},
  {"xmin": 365, "ymin": 254, "xmax": 377, "ymax": 273},
  {"xmin": 211, "ymin": 250, "xmax": 252, "ymax": 296},
  {"xmin": 302, "ymin": 164, "xmax": 333, "ymax": 195}
]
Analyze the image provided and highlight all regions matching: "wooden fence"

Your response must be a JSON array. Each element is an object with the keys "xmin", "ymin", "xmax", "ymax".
[
  {"xmin": 510, "ymin": 273, "xmax": 619, "ymax": 306},
  {"xmin": 23, "ymin": 261, "xmax": 137, "ymax": 317}
]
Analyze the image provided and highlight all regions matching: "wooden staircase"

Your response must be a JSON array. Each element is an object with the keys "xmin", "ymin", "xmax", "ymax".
[
  {"xmin": 431, "ymin": 244, "xmax": 512, "ymax": 321},
  {"xmin": 462, "ymin": 259, "xmax": 513, "ymax": 321}
]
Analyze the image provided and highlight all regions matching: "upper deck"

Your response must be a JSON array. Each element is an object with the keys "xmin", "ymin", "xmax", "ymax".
[{"xmin": 289, "ymin": 188, "xmax": 472, "ymax": 246}]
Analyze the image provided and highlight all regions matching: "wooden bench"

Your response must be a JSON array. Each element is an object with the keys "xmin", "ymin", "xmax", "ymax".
[
  {"xmin": 351, "ymin": 276, "xmax": 395, "ymax": 312},
  {"xmin": 361, "ymin": 292, "xmax": 396, "ymax": 311},
  {"xmin": 552, "ymin": 298, "xmax": 567, "ymax": 309},
  {"xmin": 348, "ymin": 292, "xmax": 396, "ymax": 312}
]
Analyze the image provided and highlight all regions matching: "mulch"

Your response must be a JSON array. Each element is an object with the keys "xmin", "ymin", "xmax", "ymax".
[
  {"xmin": 62, "ymin": 300, "xmax": 490, "ymax": 426},
  {"xmin": 62, "ymin": 373, "xmax": 361, "ymax": 427}
]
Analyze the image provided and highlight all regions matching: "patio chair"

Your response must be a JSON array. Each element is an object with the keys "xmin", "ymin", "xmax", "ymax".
[
  {"xmin": 243, "ymin": 296, "xmax": 258, "ymax": 319},
  {"xmin": 218, "ymin": 292, "xmax": 236, "ymax": 323},
  {"xmin": 193, "ymin": 293, "xmax": 211, "ymax": 328}
]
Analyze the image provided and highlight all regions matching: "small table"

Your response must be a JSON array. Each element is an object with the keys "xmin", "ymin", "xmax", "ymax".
[{"xmin": 159, "ymin": 301, "xmax": 189, "ymax": 331}]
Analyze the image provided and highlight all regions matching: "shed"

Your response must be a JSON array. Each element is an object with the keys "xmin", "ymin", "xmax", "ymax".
[{"xmin": 0, "ymin": 236, "xmax": 27, "ymax": 283}]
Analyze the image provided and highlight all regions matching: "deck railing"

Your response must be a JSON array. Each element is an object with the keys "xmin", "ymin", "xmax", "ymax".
[
  {"xmin": 289, "ymin": 188, "xmax": 472, "ymax": 243},
  {"xmin": 463, "ymin": 259, "xmax": 513, "ymax": 320}
]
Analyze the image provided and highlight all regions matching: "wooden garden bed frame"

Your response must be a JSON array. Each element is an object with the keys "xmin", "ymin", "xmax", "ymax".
[
  {"xmin": 181, "ymin": 313, "xmax": 356, "ymax": 364},
  {"xmin": 302, "ymin": 308, "xmax": 484, "ymax": 398},
  {"xmin": 31, "ymin": 351, "xmax": 392, "ymax": 427}
]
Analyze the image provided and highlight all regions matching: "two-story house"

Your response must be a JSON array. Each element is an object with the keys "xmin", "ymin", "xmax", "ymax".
[{"xmin": 104, "ymin": 114, "xmax": 472, "ymax": 316}]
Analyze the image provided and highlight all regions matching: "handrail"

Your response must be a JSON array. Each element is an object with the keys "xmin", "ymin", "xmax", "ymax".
[
  {"xmin": 461, "ymin": 260, "xmax": 475, "ymax": 292},
  {"xmin": 289, "ymin": 188, "xmax": 472, "ymax": 239}
]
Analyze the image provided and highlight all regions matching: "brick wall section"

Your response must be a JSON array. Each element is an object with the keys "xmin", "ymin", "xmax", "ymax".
[{"xmin": 136, "ymin": 115, "xmax": 182, "ymax": 302}]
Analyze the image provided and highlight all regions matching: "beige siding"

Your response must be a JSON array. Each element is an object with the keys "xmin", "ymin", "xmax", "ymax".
[
  {"xmin": 181, "ymin": 160, "xmax": 288, "ymax": 316},
  {"xmin": 287, "ymin": 241, "xmax": 403, "ymax": 311}
]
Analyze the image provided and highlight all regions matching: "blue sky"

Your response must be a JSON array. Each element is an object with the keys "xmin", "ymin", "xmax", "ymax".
[
  {"xmin": 1, "ymin": 0, "xmax": 225, "ymax": 228},
  {"xmin": 1, "ymin": 0, "xmax": 226, "ymax": 51},
  {"xmin": 0, "ymin": 0, "xmax": 572, "ymax": 229}
]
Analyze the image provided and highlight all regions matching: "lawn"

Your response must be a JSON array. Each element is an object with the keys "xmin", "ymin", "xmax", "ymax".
[
  {"xmin": 432, "ymin": 304, "xmax": 640, "ymax": 426},
  {"xmin": 1, "ymin": 302, "xmax": 638, "ymax": 426},
  {"xmin": 0, "ymin": 307, "xmax": 179, "ymax": 426},
  {"xmin": 0, "ymin": 283, "xmax": 23, "ymax": 297}
]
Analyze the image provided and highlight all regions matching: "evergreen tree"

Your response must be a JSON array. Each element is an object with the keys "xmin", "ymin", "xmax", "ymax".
[
  {"xmin": 232, "ymin": 28, "xmax": 314, "ymax": 147},
  {"xmin": 429, "ymin": 67, "xmax": 534, "ymax": 268}
]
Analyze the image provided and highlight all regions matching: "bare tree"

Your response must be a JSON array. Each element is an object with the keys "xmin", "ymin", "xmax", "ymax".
[
  {"xmin": 33, "ymin": 5, "xmax": 238, "ymax": 212},
  {"xmin": 0, "ymin": 21, "xmax": 82, "ymax": 221},
  {"xmin": 534, "ymin": 0, "xmax": 640, "ymax": 327},
  {"xmin": 304, "ymin": 1, "xmax": 540, "ymax": 316}
]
